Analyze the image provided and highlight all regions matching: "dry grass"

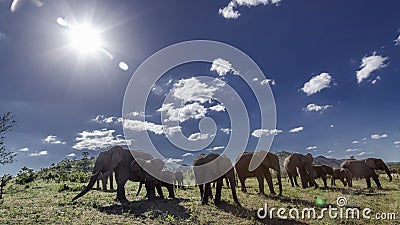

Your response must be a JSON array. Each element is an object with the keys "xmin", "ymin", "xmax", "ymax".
[{"xmin": 0, "ymin": 176, "xmax": 399, "ymax": 224}]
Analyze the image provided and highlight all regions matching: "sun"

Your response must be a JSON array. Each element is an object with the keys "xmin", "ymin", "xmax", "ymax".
[{"xmin": 68, "ymin": 24, "xmax": 102, "ymax": 54}]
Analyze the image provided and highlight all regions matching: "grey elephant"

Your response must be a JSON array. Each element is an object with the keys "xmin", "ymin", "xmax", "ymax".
[
  {"xmin": 96, "ymin": 170, "xmax": 114, "ymax": 191},
  {"xmin": 72, "ymin": 146, "xmax": 167, "ymax": 202},
  {"xmin": 304, "ymin": 165, "xmax": 334, "ymax": 188},
  {"xmin": 331, "ymin": 168, "xmax": 352, "ymax": 187},
  {"xmin": 284, "ymin": 153, "xmax": 317, "ymax": 189},
  {"xmin": 235, "ymin": 151, "xmax": 282, "ymax": 196},
  {"xmin": 193, "ymin": 153, "xmax": 240, "ymax": 205},
  {"xmin": 136, "ymin": 169, "xmax": 175, "ymax": 198},
  {"xmin": 174, "ymin": 171, "xmax": 184, "ymax": 189},
  {"xmin": 341, "ymin": 157, "xmax": 392, "ymax": 189}
]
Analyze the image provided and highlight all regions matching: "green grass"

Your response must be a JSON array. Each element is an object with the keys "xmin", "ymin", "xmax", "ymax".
[{"xmin": 0, "ymin": 177, "xmax": 399, "ymax": 224}]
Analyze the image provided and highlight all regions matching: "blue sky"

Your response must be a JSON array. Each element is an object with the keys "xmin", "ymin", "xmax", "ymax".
[{"xmin": 1, "ymin": 0, "xmax": 400, "ymax": 175}]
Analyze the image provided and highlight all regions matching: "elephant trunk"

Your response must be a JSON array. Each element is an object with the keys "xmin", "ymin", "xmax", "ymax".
[
  {"xmin": 384, "ymin": 167, "xmax": 392, "ymax": 182},
  {"xmin": 276, "ymin": 170, "xmax": 282, "ymax": 196},
  {"xmin": 72, "ymin": 172, "xmax": 100, "ymax": 201}
]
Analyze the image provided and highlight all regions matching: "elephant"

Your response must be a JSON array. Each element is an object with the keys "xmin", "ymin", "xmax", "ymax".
[
  {"xmin": 331, "ymin": 168, "xmax": 352, "ymax": 187},
  {"xmin": 136, "ymin": 169, "xmax": 175, "ymax": 198},
  {"xmin": 284, "ymin": 153, "xmax": 317, "ymax": 189},
  {"xmin": 235, "ymin": 151, "xmax": 282, "ymax": 196},
  {"xmin": 193, "ymin": 153, "xmax": 240, "ymax": 205},
  {"xmin": 341, "ymin": 158, "xmax": 392, "ymax": 189},
  {"xmin": 174, "ymin": 171, "xmax": 184, "ymax": 189},
  {"xmin": 96, "ymin": 170, "xmax": 114, "ymax": 191},
  {"xmin": 304, "ymin": 165, "xmax": 334, "ymax": 188},
  {"xmin": 72, "ymin": 146, "xmax": 166, "ymax": 202}
]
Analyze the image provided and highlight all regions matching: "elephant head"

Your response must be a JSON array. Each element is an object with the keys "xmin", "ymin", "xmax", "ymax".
[
  {"xmin": 254, "ymin": 151, "xmax": 282, "ymax": 195},
  {"xmin": 303, "ymin": 153, "xmax": 317, "ymax": 179},
  {"xmin": 365, "ymin": 158, "xmax": 392, "ymax": 182}
]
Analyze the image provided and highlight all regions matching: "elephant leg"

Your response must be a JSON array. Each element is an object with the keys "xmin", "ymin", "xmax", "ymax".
[
  {"xmin": 109, "ymin": 172, "xmax": 114, "ymax": 190},
  {"xmin": 321, "ymin": 175, "xmax": 327, "ymax": 188},
  {"xmin": 116, "ymin": 178, "xmax": 128, "ymax": 202},
  {"xmin": 198, "ymin": 184, "xmax": 204, "ymax": 202},
  {"xmin": 102, "ymin": 178, "xmax": 107, "ymax": 191},
  {"xmin": 239, "ymin": 177, "xmax": 247, "ymax": 192},
  {"xmin": 202, "ymin": 183, "xmax": 212, "ymax": 205},
  {"xmin": 371, "ymin": 173, "xmax": 382, "ymax": 189},
  {"xmin": 365, "ymin": 177, "xmax": 372, "ymax": 189},
  {"xmin": 288, "ymin": 174, "xmax": 295, "ymax": 187},
  {"xmin": 164, "ymin": 183, "xmax": 175, "ymax": 198},
  {"xmin": 214, "ymin": 178, "xmax": 223, "ymax": 204},
  {"xmin": 145, "ymin": 178, "xmax": 156, "ymax": 200},
  {"xmin": 228, "ymin": 173, "xmax": 240, "ymax": 205},
  {"xmin": 96, "ymin": 180, "xmax": 100, "ymax": 190},
  {"xmin": 156, "ymin": 183, "xmax": 164, "ymax": 198},
  {"xmin": 347, "ymin": 177, "xmax": 353, "ymax": 187},
  {"xmin": 225, "ymin": 177, "xmax": 230, "ymax": 188},
  {"xmin": 264, "ymin": 170, "xmax": 275, "ymax": 195},
  {"xmin": 256, "ymin": 174, "xmax": 265, "ymax": 194},
  {"xmin": 293, "ymin": 175, "xmax": 299, "ymax": 187},
  {"xmin": 136, "ymin": 180, "xmax": 143, "ymax": 196}
]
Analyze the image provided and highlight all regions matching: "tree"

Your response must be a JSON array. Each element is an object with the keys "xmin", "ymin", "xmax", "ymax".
[
  {"xmin": 82, "ymin": 151, "xmax": 89, "ymax": 159},
  {"xmin": 0, "ymin": 112, "xmax": 16, "ymax": 165},
  {"xmin": 0, "ymin": 174, "xmax": 12, "ymax": 199},
  {"xmin": 349, "ymin": 156, "xmax": 355, "ymax": 160}
]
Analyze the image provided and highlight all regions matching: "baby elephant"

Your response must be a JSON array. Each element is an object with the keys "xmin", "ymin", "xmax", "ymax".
[{"xmin": 331, "ymin": 168, "xmax": 352, "ymax": 187}]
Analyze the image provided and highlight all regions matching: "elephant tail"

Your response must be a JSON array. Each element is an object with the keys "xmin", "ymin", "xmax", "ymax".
[{"xmin": 72, "ymin": 171, "xmax": 100, "ymax": 201}]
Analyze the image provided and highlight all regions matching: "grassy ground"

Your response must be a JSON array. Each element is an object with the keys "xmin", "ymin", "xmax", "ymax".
[{"xmin": 0, "ymin": 176, "xmax": 399, "ymax": 224}]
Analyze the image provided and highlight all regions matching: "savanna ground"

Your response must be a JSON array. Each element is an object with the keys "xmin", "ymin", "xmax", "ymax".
[{"xmin": 0, "ymin": 176, "xmax": 399, "ymax": 224}]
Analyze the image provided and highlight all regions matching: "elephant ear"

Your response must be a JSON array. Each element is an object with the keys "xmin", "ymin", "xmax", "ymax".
[
  {"xmin": 249, "ymin": 151, "xmax": 268, "ymax": 171},
  {"xmin": 365, "ymin": 158, "xmax": 379, "ymax": 170},
  {"xmin": 138, "ymin": 158, "xmax": 165, "ymax": 176}
]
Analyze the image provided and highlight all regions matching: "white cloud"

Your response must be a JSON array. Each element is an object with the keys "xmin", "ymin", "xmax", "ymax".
[
  {"xmin": 219, "ymin": 0, "xmax": 282, "ymax": 19},
  {"xmin": 371, "ymin": 134, "xmax": 388, "ymax": 140},
  {"xmin": 92, "ymin": 115, "xmax": 122, "ymax": 124},
  {"xmin": 289, "ymin": 126, "xmax": 303, "ymax": 133},
  {"xmin": 254, "ymin": 77, "xmax": 276, "ymax": 86},
  {"xmin": 352, "ymin": 140, "xmax": 359, "ymax": 144},
  {"xmin": 356, "ymin": 53, "xmax": 388, "ymax": 84},
  {"xmin": 330, "ymin": 124, "xmax": 334, "ymax": 128},
  {"xmin": 158, "ymin": 102, "xmax": 208, "ymax": 123},
  {"xmin": 210, "ymin": 58, "xmax": 238, "ymax": 76},
  {"xmin": 188, "ymin": 132, "xmax": 214, "ymax": 141},
  {"xmin": 123, "ymin": 119, "xmax": 181, "ymax": 136},
  {"xmin": 43, "ymin": 135, "xmax": 66, "ymax": 145},
  {"xmin": 30, "ymin": 150, "xmax": 48, "ymax": 156},
  {"xmin": 358, "ymin": 152, "xmax": 366, "ymax": 156},
  {"xmin": 172, "ymin": 77, "xmax": 224, "ymax": 103},
  {"xmin": 182, "ymin": 153, "xmax": 194, "ymax": 157},
  {"xmin": 128, "ymin": 111, "xmax": 145, "ymax": 118},
  {"xmin": 371, "ymin": 76, "xmax": 381, "ymax": 85},
  {"xmin": 72, "ymin": 129, "xmax": 128, "ymax": 151},
  {"xmin": 220, "ymin": 128, "xmax": 232, "ymax": 134},
  {"xmin": 252, "ymin": 128, "xmax": 282, "ymax": 138},
  {"xmin": 306, "ymin": 146, "xmax": 317, "ymax": 150},
  {"xmin": 0, "ymin": 32, "xmax": 6, "ymax": 40},
  {"xmin": 394, "ymin": 141, "xmax": 400, "ymax": 145},
  {"xmin": 362, "ymin": 137, "xmax": 367, "ymax": 141},
  {"xmin": 66, "ymin": 153, "xmax": 76, "ymax": 157},
  {"xmin": 209, "ymin": 104, "xmax": 225, "ymax": 112},
  {"xmin": 164, "ymin": 158, "xmax": 183, "ymax": 164},
  {"xmin": 304, "ymin": 103, "xmax": 331, "ymax": 112},
  {"xmin": 19, "ymin": 147, "xmax": 29, "ymax": 152},
  {"xmin": 207, "ymin": 146, "xmax": 225, "ymax": 151},
  {"xmin": 328, "ymin": 150, "xmax": 334, "ymax": 153},
  {"xmin": 395, "ymin": 35, "xmax": 400, "ymax": 46},
  {"xmin": 301, "ymin": 72, "xmax": 332, "ymax": 95},
  {"xmin": 346, "ymin": 148, "xmax": 359, "ymax": 152}
]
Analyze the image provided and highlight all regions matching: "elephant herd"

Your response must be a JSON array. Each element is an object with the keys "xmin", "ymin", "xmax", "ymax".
[{"xmin": 72, "ymin": 146, "xmax": 393, "ymax": 207}]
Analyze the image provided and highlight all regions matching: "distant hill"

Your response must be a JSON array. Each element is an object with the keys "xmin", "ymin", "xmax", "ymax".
[{"xmin": 314, "ymin": 155, "xmax": 346, "ymax": 168}]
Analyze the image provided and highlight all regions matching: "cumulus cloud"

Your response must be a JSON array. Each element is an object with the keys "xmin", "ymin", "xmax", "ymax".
[
  {"xmin": 72, "ymin": 129, "xmax": 128, "ymax": 151},
  {"xmin": 92, "ymin": 115, "xmax": 122, "ymax": 124},
  {"xmin": 158, "ymin": 102, "xmax": 208, "ymax": 123},
  {"xmin": 19, "ymin": 147, "xmax": 29, "ymax": 152},
  {"xmin": 394, "ymin": 141, "xmax": 400, "ymax": 145},
  {"xmin": 210, "ymin": 58, "xmax": 238, "ymax": 76},
  {"xmin": 330, "ymin": 124, "xmax": 334, "ymax": 128},
  {"xmin": 43, "ymin": 135, "xmax": 66, "ymax": 145},
  {"xmin": 164, "ymin": 158, "xmax": 183, "ymax": 164},
  {"xmin": 209, "ymin": 104, "xmax": 225, "ymax": 112},
  {"xmin": 306, "ymin": 146, "xmax": 317, "ymax": 150},
  {"xmin": 352, "ymin": 140, "xmax": 359, "ymax": 144},
  {"xmin": 207, "ymin": 146, "xmax": 225, "ymax": 151},
  {"xmin": 219, "ymin": 0, "xmax": 282, "ymax": 19},
  {"xmin": 252, "ymin": 128, "xmax": 282, "ymax": 138},
  {"xmin": 371, "ymin": 134, "xmax": 387, "ymax": 140},
  {"xmin": 301, "ymin": 72, "xmax": 332, "ymax": 95},
  {"xmin": 289, "ymin": 126, "xmax": 303, "ymax": 133},
  {"xmin": 66, "ymin": 153, "xmax": 76, "ymax": 157},
  {"xmin": 346, "ymin": 148, "xmax": 359, "ymax": 152},
  {"xmin": 182, "ymin": 153, "xmax": 194, "ymax": 157},
  {"xmin": 188, "ymin": 132, "xmax": 214, "ymax": 141},
  {"xmin": 356, "ymin": 53, "xmax": 388, "ymax": 84},
  {"xmin": 371, "ymin": 76, "xmax": 381, "ymax": 85},
  {"xmin": 358, "ymin": 152, "xmax": 366, "ymax": 156},
  {"xmin": 221, "ymin": 128, "xmax": 232, "ymax": 134},
  {"xmin": 253, "ymin": 77, "xmax": 276, "ymax": 86},
  {"xmin": 123, "ymin": 119, "xmax": 181, "ymax": 136},
  {"xmin": 30, "ymin": 150, "xmax": 48, "ymax": 156},
  {"xmin": 395, "ymin": 35, "xmax": 400, "ymax": 46},
  {"xmin": 172, "ymin": 77, "xmax": 223, "ymax": 103},
  {"xmin": 304, "ymin": 103, "xmax": 331, "ymax": 112}
]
